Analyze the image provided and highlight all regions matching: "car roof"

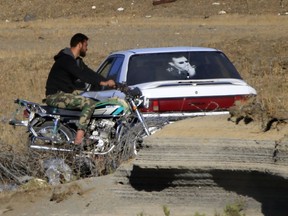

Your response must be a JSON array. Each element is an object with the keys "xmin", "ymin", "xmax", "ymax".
[{"xmin": 110, "ymin": 46, "xmax": 220, "ymax": 55}]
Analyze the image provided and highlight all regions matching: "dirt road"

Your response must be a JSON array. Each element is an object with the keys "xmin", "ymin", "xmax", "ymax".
[{"xmin": 1, "ymin": 115, "xmax": 288, "ymax": 216}]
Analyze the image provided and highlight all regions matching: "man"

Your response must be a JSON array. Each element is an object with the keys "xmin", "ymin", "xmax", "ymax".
[
  {"xmin": 166, "ymin": 56, "xmax": 196, "ymax": 79},
  {"xmin": 45, "ymin": 33, "xmax": 115, "ymax": 145}
]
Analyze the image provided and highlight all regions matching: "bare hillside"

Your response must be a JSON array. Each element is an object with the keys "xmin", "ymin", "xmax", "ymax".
[{"xmin": 1, "ymin": 0, "xmax": 288, "ymax": 22}]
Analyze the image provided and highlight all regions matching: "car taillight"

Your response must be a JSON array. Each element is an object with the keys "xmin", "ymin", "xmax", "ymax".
[
  {"xmin": 152, "ymin": 100, "xmax": 159, "ymax": 111},
  {"xmin": 23, "ymin": 109, "xmax": 30, "ymax": 118},
  {"xmin": 140, "ymin": 99, "xmax": 159, "ymax": 112}
]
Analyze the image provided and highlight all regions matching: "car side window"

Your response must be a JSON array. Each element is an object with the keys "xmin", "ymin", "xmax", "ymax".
[{"xmin": 97, "ymin": 55, "xmax": 124, "ymax": 81}]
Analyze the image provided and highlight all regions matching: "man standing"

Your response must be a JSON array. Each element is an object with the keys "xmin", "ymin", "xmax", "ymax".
[{"xmin": 45, "ymin": 33, "xmax": 115, "ymax": 145}]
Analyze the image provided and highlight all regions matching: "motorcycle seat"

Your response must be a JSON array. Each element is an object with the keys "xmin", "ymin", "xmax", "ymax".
[{"xmin": 42, "ymin": 106, "xmax": 82, "ymax": 117}]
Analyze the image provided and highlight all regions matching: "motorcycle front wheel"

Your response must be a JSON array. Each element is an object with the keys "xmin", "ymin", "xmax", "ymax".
[
  {"xmin": 28, "ymin": 121, "xmax": 75, "ymax": 151},
  {"xmin": 117, "ymin": 117, "xmax": 169, "ymax": 160}
]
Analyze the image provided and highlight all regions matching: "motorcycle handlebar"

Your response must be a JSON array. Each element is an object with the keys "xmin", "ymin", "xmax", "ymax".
[{"xmin": 115, "ymin": 83, "xmax": 142, "ymax": 98}]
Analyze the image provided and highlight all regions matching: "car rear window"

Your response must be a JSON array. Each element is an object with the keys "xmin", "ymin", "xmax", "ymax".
[{"xmin": 126, "ymin": 51, "xmax": 242, "ymax": 85}]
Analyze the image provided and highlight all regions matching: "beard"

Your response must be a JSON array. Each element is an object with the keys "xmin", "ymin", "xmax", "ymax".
[{"xmin": 80, "ymin": 49, "xmax": 86, "ymax": 57}]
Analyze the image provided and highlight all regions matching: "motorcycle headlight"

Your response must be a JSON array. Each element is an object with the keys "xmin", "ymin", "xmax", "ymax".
[{"xmin": 129, "ymin": 87, "xmax": 142, "ymax": 97}]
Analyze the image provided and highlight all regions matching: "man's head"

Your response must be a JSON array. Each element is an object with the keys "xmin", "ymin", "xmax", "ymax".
[
  {"xmin": 169, "ymin": 56, "xmax": 196, "ymax": 77},
  {"xmin": 170, "ymin": 56, "xmax": 189, "ymax": 71},
  {"xmin": 70, "ymin": 33, "xmax": 89, "ymax": 57}
]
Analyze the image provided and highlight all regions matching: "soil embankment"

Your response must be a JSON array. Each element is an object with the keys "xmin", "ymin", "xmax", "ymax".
[{"xmin": 1, "ymin": 115, "xmax": 288, "ymax": 215}]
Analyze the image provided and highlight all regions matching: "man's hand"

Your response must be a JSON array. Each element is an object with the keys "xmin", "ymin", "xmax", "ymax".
[{"xmin": 100, "ymin": 79, "xmax": 116, "ymax": 88}]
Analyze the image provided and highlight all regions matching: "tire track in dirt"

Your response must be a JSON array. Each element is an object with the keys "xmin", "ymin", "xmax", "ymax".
[
  {"xmin": 1, "ymin": 115, "xmax": 288, "ymax": 216},
  {"xmin": 111, "ymin": 115, "xmax": 288, "ymax": 215}
]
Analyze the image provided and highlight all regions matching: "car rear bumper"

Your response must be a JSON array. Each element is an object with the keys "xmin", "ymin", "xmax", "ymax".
[{"xmin": 142, "ymin": 110, "xmax": 229, "ymax": 120}]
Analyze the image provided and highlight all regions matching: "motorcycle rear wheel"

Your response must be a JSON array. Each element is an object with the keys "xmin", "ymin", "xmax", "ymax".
[{"xmin": 28, "ymin": 121, "xmax": 75, "ymax": 150}]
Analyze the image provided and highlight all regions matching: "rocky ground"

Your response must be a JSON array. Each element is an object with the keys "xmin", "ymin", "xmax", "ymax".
[{"xmin": 1, "ymin": 0, "xmax": 288, "ymax": 216}]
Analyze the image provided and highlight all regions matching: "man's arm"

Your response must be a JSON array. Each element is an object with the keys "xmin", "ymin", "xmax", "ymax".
[
  {"xmin": 81, "ymin": 61, "xmax": 115, "ymax": 87},
  {"xmin": 63, "ymin": 56, "xmax": 114, "ymax": 87}
]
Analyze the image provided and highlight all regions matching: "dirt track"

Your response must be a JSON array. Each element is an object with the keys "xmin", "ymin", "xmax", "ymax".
[{"xmin": 1, "ymin": 115, "xmax": 288, "ymax": 216}]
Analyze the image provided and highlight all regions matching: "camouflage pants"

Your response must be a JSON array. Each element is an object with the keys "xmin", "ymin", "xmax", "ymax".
[{"xmin": 46, "ymin": 91, "xmax": 96, "ymax": 131}]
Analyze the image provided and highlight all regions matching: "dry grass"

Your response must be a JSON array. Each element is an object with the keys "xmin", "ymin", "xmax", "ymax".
[
  {"xmin": 235, "ymin": 55, "xmax": 288, "ymax": 118},
  {"xmin": 1, "ymin": 17, "xmax": 288, "ymax": 137},
  {"xmin": 0, "ymin": 16, "xmax": 287, "ymax": 184}
]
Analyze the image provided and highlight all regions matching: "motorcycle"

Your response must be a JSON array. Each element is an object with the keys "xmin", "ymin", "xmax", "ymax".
[{"xmin": 9, "ymin": 83, "xmax": 163, "ymax": 157}]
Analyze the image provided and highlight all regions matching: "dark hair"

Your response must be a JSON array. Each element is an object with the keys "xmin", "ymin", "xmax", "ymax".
[{"xmin": 70, "ymin": 33, "xmax": 89, "ymax": 47}]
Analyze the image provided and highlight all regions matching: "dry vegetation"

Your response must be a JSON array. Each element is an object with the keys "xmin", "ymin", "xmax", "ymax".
[{"xmin": 0, "ymin": 0, "xmax": 288, "ymax": 185}]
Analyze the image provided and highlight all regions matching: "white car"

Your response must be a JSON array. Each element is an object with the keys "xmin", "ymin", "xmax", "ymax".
[{"xmin": 84, "ymin": 47, "xmax": 256, "ymax": 118}]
